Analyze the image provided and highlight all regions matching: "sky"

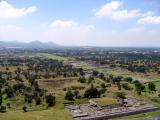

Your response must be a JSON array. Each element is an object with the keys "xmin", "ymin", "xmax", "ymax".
[{"xmin": 0, "ymin": 0, "xmax": 160, "ymax": 46}]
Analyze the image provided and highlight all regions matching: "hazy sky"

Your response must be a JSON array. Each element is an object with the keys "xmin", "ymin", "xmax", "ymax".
[{"xmin": 0, "ymin": 0, "xmax": 160, "ymax": 46}]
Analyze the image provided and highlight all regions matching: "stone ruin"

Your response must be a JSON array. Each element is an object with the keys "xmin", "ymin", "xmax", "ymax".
[{"xmin": 66, "ymin": 96, "xmax": 159, "ymax": 120}]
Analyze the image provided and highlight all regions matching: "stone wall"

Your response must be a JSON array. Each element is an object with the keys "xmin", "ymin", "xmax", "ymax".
[{"xmin": 81, "ymin": 107, "xmax": 159, "ymax": 120}]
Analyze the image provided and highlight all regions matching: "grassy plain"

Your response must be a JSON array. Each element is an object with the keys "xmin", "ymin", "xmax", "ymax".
[{"xmin": 1, "ymin": 54, "xmax": 160, "ymax": 120}]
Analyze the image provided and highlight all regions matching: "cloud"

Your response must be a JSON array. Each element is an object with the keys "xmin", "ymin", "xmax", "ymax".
[
  {"xmin": 50, "ymin": 20, "xmax": 79, "ymax": 29},
  {"xmin": 0, "ymin": 23, "xmax": 159, "ymax": 47},
  {"xmin": 46, "ymin": 20, "xmax": 160, "ymax": 46},
  {"xmin": 95, "ymin": 1, "xmax": 122, "ymax": 17},
  {"xmin": 0, "ymin": 20, "xmax": 95, "ymax": 45},
  {"xmin": 44, "ymin": 20, "xmax": 95, "ymax": 45},
  {"xmin": 111, "ymin": 9, "xmax": 141, "ymax": 20},
  {"xmin": 95, "ymin": 1, "xmax": 153, "ymax": 21},
  {"xmin": 0, "ymin": 1, "xmax": 37, "ymax": 18},
  {"xmin": 141, "ymin": 11, "xmax": 154, "ymax": 17},
  {"xmin": 50, "ymin": 20, "xmax": 95, "ymax": 30},
  {"xmin": 137, "ymin": 16, "xmax": 160, "ymax": 24}
]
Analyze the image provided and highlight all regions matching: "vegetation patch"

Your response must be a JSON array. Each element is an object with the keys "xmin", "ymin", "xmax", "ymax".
[{"xmin": 94, "ymin": 97, "xmax": 118, "ymax": 106}]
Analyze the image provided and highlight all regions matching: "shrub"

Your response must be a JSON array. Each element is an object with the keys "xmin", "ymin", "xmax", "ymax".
[
  {"xmin": 88, "ymin": 76, "xmax": 94, "ymax": 83},
  {"xmin": 101, "ymin": 83, "xmax": 106, "ymax": 89},
  {"xmin": 122, "ymin": 83, "xmax": 132, "ymax": 90},
  {"xmin": 117, "ymin": 83, "xmax": 121, "ymax": 90},
  {"xmin": 116, "ymin": 92, "xmax": 126, "ymax": 99},
  {"xmin": 65, "ymin": 90, "xmax": 74, "ymax": 101},
  {"xmin": 22, "ymin": 106, "xmax": 27, "ymax": 112},
  {"xmin": 84, "ymin": 86, "xmax": 100, "ymax": 98},
  {"xmin": 35, "ymin": 97, "xmax": 41, "ymax": 105},
  {"xmin": 45, "ymin": 94, "xmax": 56, "ymax": 107},
  {"xmin": 99, "ymin": 88, "xmax": 106, "ymax": 94},
  {"xmin": 74, "ymin": 90, "xmax": 79, "ymax": 99},
  {"xmin": 124, "ymin": 77, "xmax": 133, "ymax": 83},
  {"xmin": 0, "ymin": 106, "xmax": 7, "ymax": 113},
  {"xmin": 148, "ymin": 82, "xmax": 156, "ymax": 92},
  {"xmin": 78, "ymin": 76, "xmax": 86, "ymax": 83},
  {"xmin": 92, "ymin": 70, "xmax": 99, "ymax": 77},
  {"xmin": 134, "ymin": 80, "xmax": 145, "ymax": 95}
]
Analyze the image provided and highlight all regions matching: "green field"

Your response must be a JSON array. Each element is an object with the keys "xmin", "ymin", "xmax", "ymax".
[
  {"xmin": 19, "ymin": 53, "xmax": 68, "ymax": 61},
  {"xmin": 94, "ymin": 97, "xmax": 118, "ymax": 106}
]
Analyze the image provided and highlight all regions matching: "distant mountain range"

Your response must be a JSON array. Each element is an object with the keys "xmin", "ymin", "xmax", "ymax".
[{"xmin": 0, "ymin": 41, "xmax": 59, "ymax": 49}]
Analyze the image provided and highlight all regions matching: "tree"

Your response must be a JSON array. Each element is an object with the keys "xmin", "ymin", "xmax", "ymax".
[
  {"xmin": 148, "ymin": 82, "xmax": 156, "ymax": 92},
  {"xmin": 117, "ymin": 83, "xmax": 121, "ymax": 90},
  {"xmin": 0, "ymin": 106, "xmax": 7, "ymax": 112},
  {"xmin": 65, "ymin": 90, "xmax": 74, "ymax": 101},
  {"xmin": 22, "ymin": 106, "xmax": 27, "ymax": 112},
  {"xmin": 134, "ymin": 80, "xmax": 145, "ymax": 95},
  {"xmin": 136, "ymin": 65, "xmax": 146, "ymax": 73},
  {"xmin": 99, "ymin": 88, "xmax": 106, "ymax": 94},
  {"xmin": 79, "ymin": 68, "xmax": 85, "ymax": 76},
  {"xmin": 25, "ymin": 95, "xmax": 33, "ymax": 104},
  {"xmin": 35, "ymin": 97, "xmax": 41, "ymax": 105},
  {"xmin": 5, "ymin": 86, "xmax": 14, "ymax": 98},
  {"xmin": 101, "ymin": 83, "xmax": 106, "ymax": 89},
  {"xmin": 127, "ymin": 65, "xmax": 135, "ymax": 72},
  {"xmin": 46, "ymin": 94, "xmax": 56, "ymax": 107},
  {"xmin": 99, "ymin": 72, "xmax": 104, "ymax": 79},
  {"xmin": 124, "ymin": 77, "xmax": 133, "ymax": 83},
  {"xmin": 78, "ymin": 76, "xmax": 86, "ymax": 83},
  {"xmin": 113, "ymin": 76, "xmax": 123, "ymax": 84},
  {"xmin": 74, "ymin": 90, "xmax": 80, "ymax": 99},
  {"xmin": 15, "ymin": 73, "xmax": 23, "ymax": 82},
  {"xmin": 122, "ymin": 83, "xmax": 132, "ymax": 90},
  {"xmin": 88, "ymin": 76, "xmax": 94, "ymax": 84},
  {"xmin": 0, "ymin": 95, "xmax": 2, "ymax": 106},
  {"xmin": 116, "ymin": 92, "xmax": 126, "ymax": 99},
  {"xmin": 84, "ymin": 85, "xmax": 100, "ymax": 98},
  {"xmin": 0, "ymin": 90, "xmax": 2, "ymax": 106},
  {"xmin": 92, "ymin": 70, "xmax": 99, "ymax": 77},
  {"xmin": 0, "ymin": 78, "xmax": 7, "ymax": 86}
]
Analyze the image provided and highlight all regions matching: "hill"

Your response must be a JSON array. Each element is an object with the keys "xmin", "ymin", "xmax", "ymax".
[{"xmin": 0, "ymin": 40, "xmax": 59, "ymax": 49}]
